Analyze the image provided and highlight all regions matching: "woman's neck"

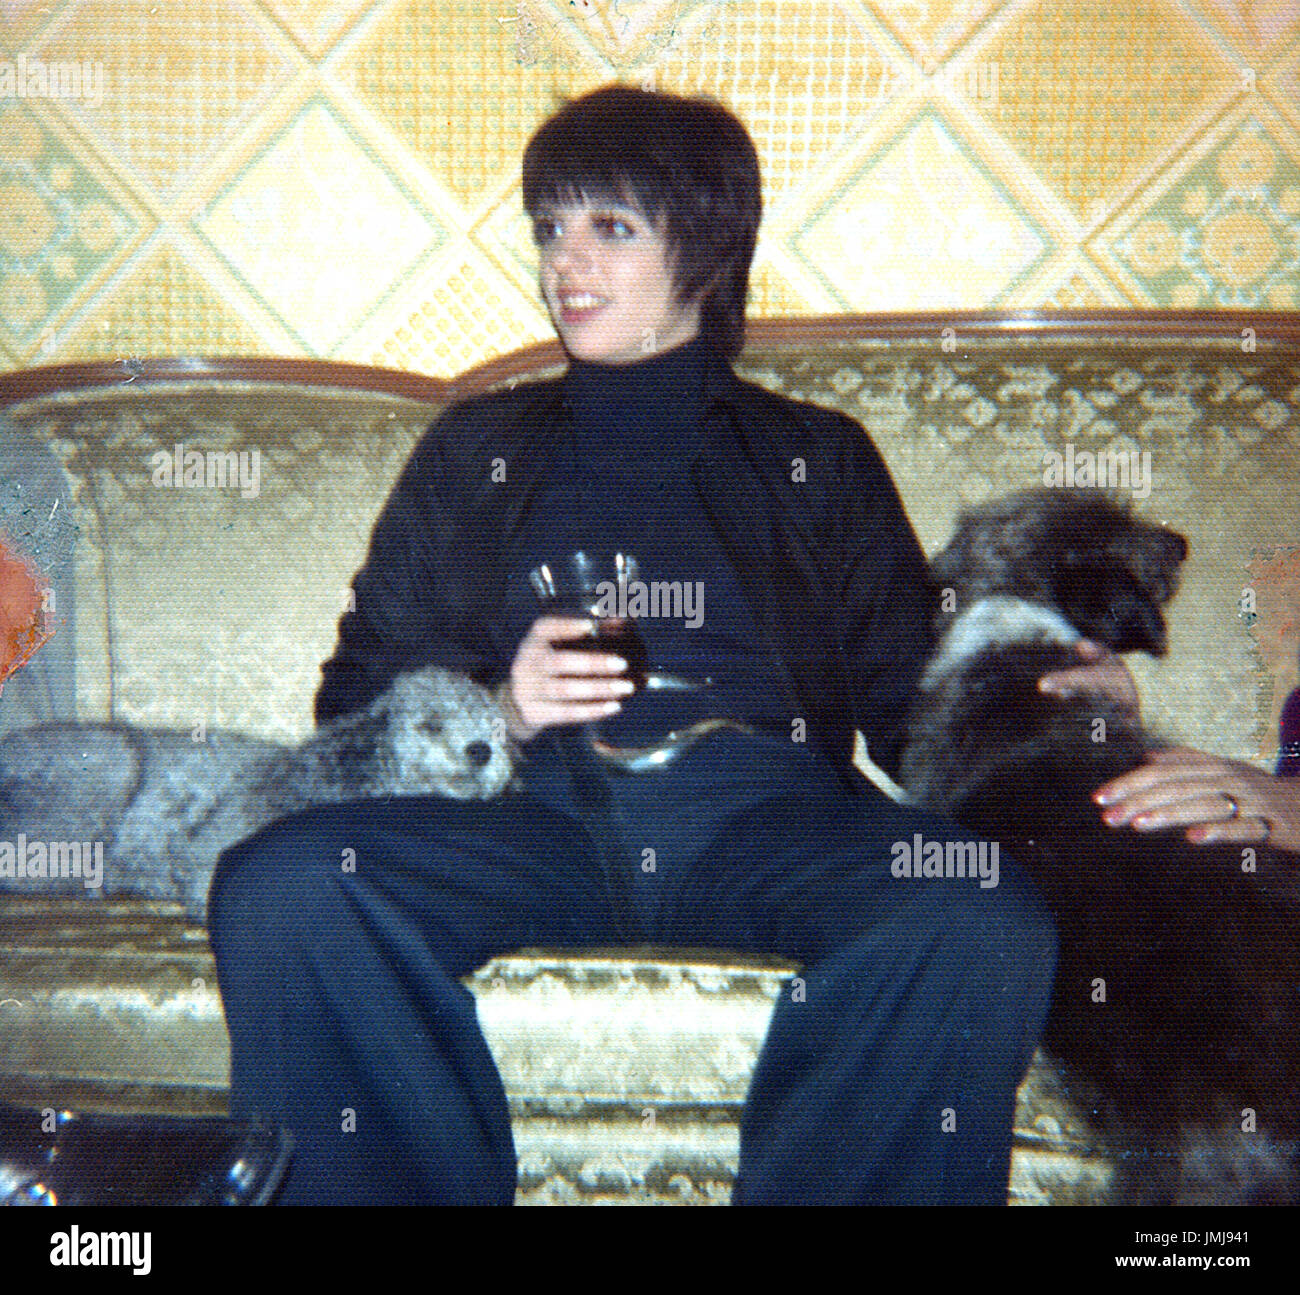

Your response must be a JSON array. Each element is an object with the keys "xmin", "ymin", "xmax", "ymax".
[{"xmin": 562, "ymin": 332, "xmax": 713, "ymax": 441}]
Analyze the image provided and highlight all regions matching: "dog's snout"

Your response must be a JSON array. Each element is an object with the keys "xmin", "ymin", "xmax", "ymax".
[
  {"xmin": 1111, "ymin": 591, "xmax": 1169, "ymax": 656},
  {"xmin": 465, "ymin": 741, "xmax": 492, "ymax": 769}
]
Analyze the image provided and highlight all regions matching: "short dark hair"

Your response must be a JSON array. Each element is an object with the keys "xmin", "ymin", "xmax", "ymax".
[{"xmin": 522, "ymin": 85, "xmax": 762, "ymax": 362}]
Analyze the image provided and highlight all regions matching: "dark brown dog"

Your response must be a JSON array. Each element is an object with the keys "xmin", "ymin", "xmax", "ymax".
[{"xmin": 901, "ymin": 487, "xmax": 1300, "ymax": 1205}]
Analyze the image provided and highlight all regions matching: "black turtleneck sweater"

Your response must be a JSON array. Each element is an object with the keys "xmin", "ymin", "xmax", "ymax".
[{"xmin": 499, "ymin": 334, "xmax": 834, "ymax": 814}]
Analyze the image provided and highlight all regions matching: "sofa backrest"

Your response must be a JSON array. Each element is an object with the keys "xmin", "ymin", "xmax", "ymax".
[
  {"xmin": 0, "ymin": 364, "xmax": 448, "ymax": 742},
  {"xmin": 1, "ymin": 314, "xmax": 1296, "ymax": 765}
]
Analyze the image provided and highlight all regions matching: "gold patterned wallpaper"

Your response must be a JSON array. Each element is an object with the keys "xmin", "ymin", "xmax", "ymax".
[{"xmin": 1, "ymin": 0, "xmax": 1298, "ymax": 377}]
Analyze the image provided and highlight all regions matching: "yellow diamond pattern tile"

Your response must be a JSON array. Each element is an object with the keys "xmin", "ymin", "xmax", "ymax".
[
  {"xmin": 981, "ymin": 0, "xmax": 1239, "ymax": 221},
  {"xmin": 535, "ymin": 0, "xmax": 712, "ymax": 68},
  {"xmin": 1093, "ymin": 104, "xmax": 1300, "ymax": 307},
  {"xmin": 336, "ymin": 0, "xmax": 605, "ymax": 210},
  {"xmin": 1196, "ymin": 0, "xmax": 1300, "ymax": 60},
  {"xmin": 1044, "ymin": 273, "xmax": 1111, "ymax": 308},
  {"xmin": 862, "ymin": 0, "xmax": 1005, "ymax": 62},
  {"xmin": 258, "ymin": 0, "xmax": 379, "ymax": 58},
  {"xmin": 0, "ymin": 0, "xmax": 1294, "ymax": 376},
  {"xmin": 1265, "ymin": 46, "xmax": 1300, "ymax": 131},
  {"xmin": 194, "ymin": 98, "xmax": 450, "ymax": 356},
  {"xmin": 344, "ymin": 240, "xmax": 553, "ymax": 378},
  {"xmin": 31, "ymin": 0, "xmax": 295, "ymax": 201},
  {"xmin": 61, "ymin": 240, "xmax": 270, "ymax": 360},
  {"xmin": 0, "ymin": 0, "xmax": 63, "ymax": 49},
  {"xmin": 792, "ymin": 109, "xmax": 1052, "ymax": 309},
  {"xmin": 1041, "ymin": 262, "xmax": 1129, "ymax": 308},
  {"xmin": 0, "ymin": 101, "xmax": 152, "ymax": 361},
  {"xmin": 473, "ymin": 191, "xmax": 544, "ymax": 302},
  {"xmin": 655, "ymin": 0, "xmax": 895, "ymax": 206},
  {"xmin": 745, "ymin": 259, "xmax": 815, "ymax": 317}
]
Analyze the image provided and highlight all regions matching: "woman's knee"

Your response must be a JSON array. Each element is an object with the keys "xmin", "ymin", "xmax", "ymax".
[
  {"xmin": 207, "ymin": 807, "xmax": 356, "ymax": 946},
  {"xmin": 868, "ymin": 805, "xmax": 1057, "ymax": 945},
  {"xmin": 910, "ymin": 851, "xmax": 1058, "ymax": 969}
]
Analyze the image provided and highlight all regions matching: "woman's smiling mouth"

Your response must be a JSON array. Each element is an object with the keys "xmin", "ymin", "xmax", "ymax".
[{"xmin": 556, "ymin": 291, "xmax": 609, "ymax": 322}]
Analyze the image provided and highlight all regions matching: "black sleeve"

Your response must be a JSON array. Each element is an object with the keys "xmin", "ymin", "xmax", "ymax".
[
  {"xmin": 313, "ymin": 415, "xmax": 495, "ymax": 726},
  {"xmin": 832, "ymin": 419, "xmax": 937, "ymax": 781}
]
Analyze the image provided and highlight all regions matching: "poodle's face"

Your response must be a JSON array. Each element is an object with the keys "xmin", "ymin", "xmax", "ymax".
[
  {"xmin": 381, "ymin": 667, "xmax": 516, "ymax": 799},
  {"xmin": 1048, "ymin": 508, "xmax": 1188, "ymax": 655},
  {"xmin": 932, "ymin": 489, "xmax": 1189, "ymax": 656}
]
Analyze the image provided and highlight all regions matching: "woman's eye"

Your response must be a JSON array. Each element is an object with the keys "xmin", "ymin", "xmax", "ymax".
[
  {"xmin": 596, "ymin": 216, "xmax": 634, "ymax": 238},
  {"xmin": 531, "ymin": 219, "xmax": 559, "ymax": 245}
]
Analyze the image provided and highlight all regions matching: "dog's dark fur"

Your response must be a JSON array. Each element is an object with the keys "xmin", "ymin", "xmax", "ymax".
[{"xmin": 900, "ymin": 487, "xmax": 1300, "ymax": 1206}]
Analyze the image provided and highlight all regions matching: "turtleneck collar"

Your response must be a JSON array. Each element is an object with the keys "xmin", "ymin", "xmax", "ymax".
[{"xmin": 561, "ymin": 332, "xmax": 714, "ymax": 453}]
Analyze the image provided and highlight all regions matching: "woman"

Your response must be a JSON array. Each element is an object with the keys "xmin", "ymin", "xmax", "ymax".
[{"xmin": 209, "ymin": 84, "xmax": 1204, "ymax": 1207}]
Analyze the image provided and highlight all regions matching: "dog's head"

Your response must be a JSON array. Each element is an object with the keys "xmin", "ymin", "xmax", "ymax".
[
  {"xmin": 929, "ymin": 488, "xmax": 1189, "ymax": 655},
  {"xmin": 376, "ymin": 667, "xmax": 517, "ymax": 798}
]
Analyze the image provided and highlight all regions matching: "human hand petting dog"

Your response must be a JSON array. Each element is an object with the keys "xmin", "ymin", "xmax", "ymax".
[
  {"xmin": 1037, "ymin": 637, "xmax": 1140, "ymax": 712},
  {"xmin": 1036, "ymin": 639, "xmax": 1300, "ymax": 853},
  {"xmin": 1094, "ymin": 748, "xmax": 1300, "ymax": 854}
]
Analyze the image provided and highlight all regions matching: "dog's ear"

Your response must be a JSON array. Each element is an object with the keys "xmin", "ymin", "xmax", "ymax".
[
  {"xmin": 1129, "ymin": 526, "xmax": 1189, "ymax": 608},
  {"xmin": 322, "ymin": 712, "xmax": 390, "ymax": 779},
  {"xmin": 1158, "ymin": 529, "xmax": 1189, "ymax": 572}
]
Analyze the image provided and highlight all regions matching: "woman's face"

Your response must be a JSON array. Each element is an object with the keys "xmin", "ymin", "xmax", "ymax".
[{"xmin": 533, "ymin": 196, "xmax": 702, "ymax": 365}]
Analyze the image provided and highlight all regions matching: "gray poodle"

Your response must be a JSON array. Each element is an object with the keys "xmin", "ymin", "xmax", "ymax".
[{"xmin": 0, "ymin": 666, "xmax": 516, "ymax": 922}]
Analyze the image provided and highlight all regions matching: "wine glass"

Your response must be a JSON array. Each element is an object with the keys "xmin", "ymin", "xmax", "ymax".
[
  {"xmin": 528, "ymin": 550, "xmax": 648, "ymax": 691},
  {"xmin": 525, "ymin": 550, "xmax": 733, "ymax": 768}
]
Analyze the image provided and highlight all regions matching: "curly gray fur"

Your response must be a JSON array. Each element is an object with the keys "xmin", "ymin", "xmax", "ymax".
[{"xmin": 0, "ymin": 666, "xmax": 517, "ymax": 922}]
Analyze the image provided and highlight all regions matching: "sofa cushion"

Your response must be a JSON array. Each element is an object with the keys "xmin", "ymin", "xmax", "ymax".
[{"xmin": 0, "ymin": 897, "xmax": 1115, "ymax": 1205}]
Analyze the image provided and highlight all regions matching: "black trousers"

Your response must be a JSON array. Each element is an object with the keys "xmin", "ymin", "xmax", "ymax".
[{"xmin": 208, "ymin": 746, "xmax": 1057, "ymax": 1206}]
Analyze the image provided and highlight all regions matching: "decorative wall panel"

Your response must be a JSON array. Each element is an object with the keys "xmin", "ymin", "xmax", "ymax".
[{"xmin": 1, "ymin": 0, "xmax": 1297, "ymax": 375}]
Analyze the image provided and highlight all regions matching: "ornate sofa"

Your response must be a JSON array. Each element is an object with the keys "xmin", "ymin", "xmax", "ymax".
[{"xmin": 0, "ymin": 312, "xmax": 1297, "ymax": 1205}]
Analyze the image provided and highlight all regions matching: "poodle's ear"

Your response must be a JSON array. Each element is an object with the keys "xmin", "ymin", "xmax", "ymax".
[
  {"xmin": 1164, "ymin": 531, "xmax": 1189, "ymax": 566},
  {"xmin": 1053, "ymin": 565, "xmax": 1171, "ymax": 656}
]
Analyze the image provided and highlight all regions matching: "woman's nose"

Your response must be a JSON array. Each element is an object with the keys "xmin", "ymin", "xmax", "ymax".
[{"xmin": 546, "ymin": 232, "xmax": 593, "ymax": 273}]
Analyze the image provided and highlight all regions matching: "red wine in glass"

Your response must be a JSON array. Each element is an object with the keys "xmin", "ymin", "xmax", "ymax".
[
  {"xmin": 528, "ymin": 551, "xmax": 648, "ymax": 693},
  {"xmin": 554, "ymin": 614, "xmax": 649, "ymax": 693}
]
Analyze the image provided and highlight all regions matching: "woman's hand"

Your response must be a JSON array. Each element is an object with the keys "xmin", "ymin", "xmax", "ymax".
[
  {"xmin": 1093, "ymin": 747, "xmax": 1300, "ymax": 854},
  {"xmin": 1037, "ymin": 638, "xmax": 1141, "ymax": 713},
  {"xmin": 496, "ymin": 615, "xmax": 634, "ymax": 742}
]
